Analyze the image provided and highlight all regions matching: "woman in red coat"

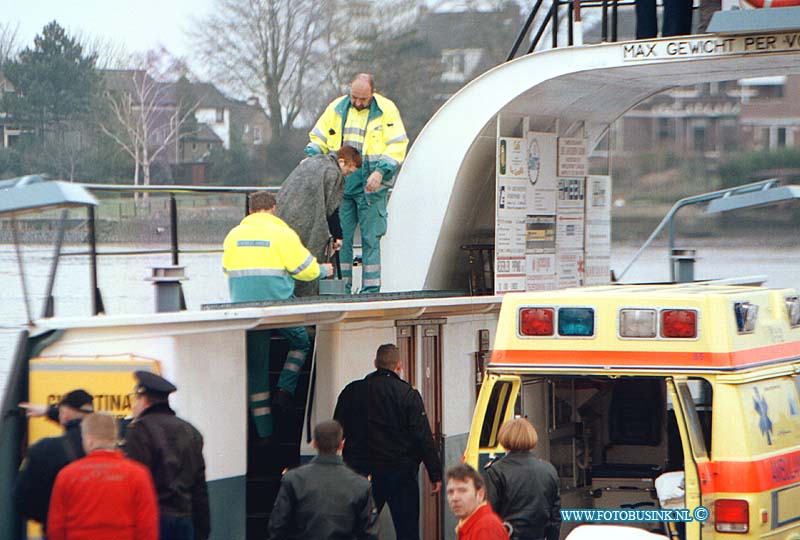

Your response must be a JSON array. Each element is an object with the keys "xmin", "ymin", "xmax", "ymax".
[
  {"xmin": 446, "ymin": 464, "xmax": 509, "ymax": 540},
  {"xmin": 47, "ymin": 413, "xmax": 158, "ymax": 540}
]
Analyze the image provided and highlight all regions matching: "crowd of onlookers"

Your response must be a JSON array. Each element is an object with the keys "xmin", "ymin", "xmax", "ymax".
[
  {"xmin": 13, "ymin": 345, "xmax": 561, "ymax": 540},
  {"xmin": 14, "ymin": 371, "xmax": 208, "ymax": 540},
  {"xmin": 270, "ymin": 343, "xmax": 561, "ymax": 540}
]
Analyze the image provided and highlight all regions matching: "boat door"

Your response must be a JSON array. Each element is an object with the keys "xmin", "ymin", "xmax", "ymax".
[{"xmin": 464, "ymin": 373, "xmax": 521, "ymax": 469}]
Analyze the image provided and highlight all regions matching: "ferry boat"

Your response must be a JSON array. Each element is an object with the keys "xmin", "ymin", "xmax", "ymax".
[{"xmin": 2, "ymin": 6, "xmax": 800, "ymax": 540}]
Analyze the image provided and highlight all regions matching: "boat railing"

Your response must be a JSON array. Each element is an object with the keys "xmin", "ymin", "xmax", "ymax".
[
  {"xmin": 77, "ymin": 184, "xmax": 278, "ymax": 315},
  {"xmin": 508, "ymin": 0, "xmax": 696, "ymax": 58},
  {"xmin": 614, "ymin": 178, "xmax": 800, "ymax": 282}
]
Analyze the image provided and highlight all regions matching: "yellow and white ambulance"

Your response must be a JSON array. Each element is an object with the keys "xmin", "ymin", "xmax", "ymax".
[{"xmin": 466, "ymin": 284, "xmax": 800, "ymax": 540}]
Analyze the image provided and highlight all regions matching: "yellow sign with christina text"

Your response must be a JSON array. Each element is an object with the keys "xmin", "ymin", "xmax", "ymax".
[
  {"xmin": 24, "ymin": 355, "xmax": 161, "ymax": 539},
  {"xmin": 27, "ymin": 354, "xmax": 161, "ymax": 444}
]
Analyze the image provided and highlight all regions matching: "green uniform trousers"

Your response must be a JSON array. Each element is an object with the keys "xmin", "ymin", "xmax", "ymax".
[
  {"xmin": 246, "ymin": 327, "xmax": 310, "ymax": 438},
  {"xmin": 339, "ymin": 190, "xmax": 388, "ymax": 294}
]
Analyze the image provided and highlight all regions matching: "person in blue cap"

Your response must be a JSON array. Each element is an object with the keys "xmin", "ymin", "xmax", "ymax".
[{"xmin": 124, "ymin": 371, "xmax": 210, "ymax": 540}]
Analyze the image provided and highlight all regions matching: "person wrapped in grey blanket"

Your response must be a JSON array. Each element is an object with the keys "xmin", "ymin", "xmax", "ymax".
[{"xmin": 277, "ymin": 145, "xmax": 362, "ymax": 296}]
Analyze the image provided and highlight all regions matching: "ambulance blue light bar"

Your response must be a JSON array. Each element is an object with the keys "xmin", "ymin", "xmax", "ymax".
[
  {"xmin": 558, "ymin": 308, "xmax": 595, "ymax": 337},
  {"xmin": 518, "ymin": 307, "xmax": 595, "ymax": 337}
]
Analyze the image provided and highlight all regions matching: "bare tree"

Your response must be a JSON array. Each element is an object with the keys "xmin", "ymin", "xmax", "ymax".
[
  {"xmin": 190, "ymin": 0, "xmax": 327, "ymax": 139},
  {"xmin": 100, "ymin": 69, "xmax": 198, "ymax": 198},
  {"xmin": 0, "ymin": 22, "xmax": 20, "ymax": 67},
  {"xmin": 77, "ymin": 32, "xmax": 132, "ymax": 70}
]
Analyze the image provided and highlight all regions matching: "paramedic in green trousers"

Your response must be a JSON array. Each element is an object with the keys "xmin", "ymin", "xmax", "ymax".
[
  {"xmin": 223, "ymin": 191, "xmax": 332, "ymax": 437},
  {"xmin": 305, "ymin": 73, "xmax": 408, "ymax": 293}
]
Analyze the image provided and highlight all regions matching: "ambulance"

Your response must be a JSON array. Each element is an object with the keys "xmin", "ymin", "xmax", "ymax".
[{"xmin": 466, "ymin": 284, "xmax": 800, "ymax": 540}]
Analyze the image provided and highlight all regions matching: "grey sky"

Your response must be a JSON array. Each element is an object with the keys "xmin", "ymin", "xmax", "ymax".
[{"xmin": 4, "ymin": 0, "xmax": 214, "ymax": 59}]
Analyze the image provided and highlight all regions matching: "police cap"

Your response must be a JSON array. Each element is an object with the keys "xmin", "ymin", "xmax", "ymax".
[
  {"xmin": 133, "ymin": 371, "xmax": 177, "ymax": 396},
  {"xmin": 59, "ymin": 389, "xmax": 94, "ymax": 413}
]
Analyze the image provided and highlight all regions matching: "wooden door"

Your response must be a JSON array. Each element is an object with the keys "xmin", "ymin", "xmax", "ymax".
[
  {"xmin": 397, "ymin": 324, "xmax": 416, "ymax": 386},
  {"xmin": 420, "ymin": 323, "xmax": 443, "ymax": 540}
]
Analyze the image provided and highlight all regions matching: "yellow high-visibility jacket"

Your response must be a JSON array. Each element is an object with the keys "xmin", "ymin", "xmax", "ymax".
[
  {"xmin": 305, "ymin": 93, "xmax": 408, "ymax": 191},
  {"xmin": 223, "ymin": 212, "xmax": 327, "ymax": 302}
]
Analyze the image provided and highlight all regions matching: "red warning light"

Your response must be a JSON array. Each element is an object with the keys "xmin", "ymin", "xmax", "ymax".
[
  {"xmin": 661, "ymin": 309, "xmax": 697, "ymax": 338},
  {"xmin": 519, "ymin": 308, "xmax": 555, "ymax": 336}
]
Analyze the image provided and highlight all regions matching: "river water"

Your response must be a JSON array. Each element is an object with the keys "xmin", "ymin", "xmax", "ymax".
[{"xmin": 1, "ymin": 242, "xmax": 798, "ymax": 395}]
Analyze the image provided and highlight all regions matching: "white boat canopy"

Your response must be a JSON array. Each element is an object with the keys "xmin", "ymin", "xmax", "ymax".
[{"xmin": 383, "ymin": 31, "xmax": 800, "ymax": 292}]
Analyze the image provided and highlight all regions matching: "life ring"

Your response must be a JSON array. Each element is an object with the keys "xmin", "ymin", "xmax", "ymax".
[{"xmin": 743, "ymin": 0, "xmax": 800, "ymax": 7}]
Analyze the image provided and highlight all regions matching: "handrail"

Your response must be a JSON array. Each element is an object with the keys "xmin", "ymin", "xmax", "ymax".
[
  {"xmin": 614, "ymin": 179, "xmax": 781, "ymax": 282},
  {"xmin": 79, "ymin": 184, "xmax": 279, "ymax": 194},
  {"xmin": 19, "ymin": 183, "xmax": 359, "ymax": 317},
  {"xmin": 509, "ymin": 0, "xmax": 643, "ymax": 59}
]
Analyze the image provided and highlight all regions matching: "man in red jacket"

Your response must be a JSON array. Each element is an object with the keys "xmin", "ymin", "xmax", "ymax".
[
  {"xmin": 446, "ymin": 464, "xmax": 509, "ymax": 540},
  {"xmin": 47, "ymin": 412, "xmax": 158, "ymax": 540}
]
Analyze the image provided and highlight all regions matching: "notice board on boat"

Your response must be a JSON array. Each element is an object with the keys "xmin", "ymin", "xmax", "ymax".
[{"xmin": 495, "ymin": 119, "xmax": 611, "ymax": 294}]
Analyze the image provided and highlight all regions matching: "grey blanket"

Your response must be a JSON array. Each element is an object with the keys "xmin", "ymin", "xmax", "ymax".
[{"xmin": 277, "ymin": 153, "xmax": 344, "ymax": 297}]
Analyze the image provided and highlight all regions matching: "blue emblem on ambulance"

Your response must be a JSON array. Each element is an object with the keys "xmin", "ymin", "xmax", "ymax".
[{"xmin": 753, "ymin": 388, "xmax": 773, "ymax": 445}]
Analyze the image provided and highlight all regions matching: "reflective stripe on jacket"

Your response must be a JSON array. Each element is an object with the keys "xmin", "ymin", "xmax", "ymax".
[
  {"xmin": 223, "ymin": 212, "xmax": 324, "ymax": 302},
  {"xmin": 305, "ymin": 93, "xmax": 408, "ymax": 188}
]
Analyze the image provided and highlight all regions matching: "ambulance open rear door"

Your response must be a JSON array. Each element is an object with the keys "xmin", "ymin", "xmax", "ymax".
[
  {"xmin": 667, "ymin": 377, "xmax": 710, "ymax": 540},
  {"xmin": 464, "ymin": 373, "xmax": 521, "ymax": 469}
]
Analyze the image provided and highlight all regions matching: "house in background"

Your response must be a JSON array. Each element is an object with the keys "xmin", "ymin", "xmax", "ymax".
[
  {"xmin": 102, "ymin": 71, "xmax": 271, "ymax": 184},
  {"xmin": 417, "ymin": 5, "xmax": 522, "ymax": 102},
  {"xmin": 0, "ymin": 71, "xmax": 21, "ymax": 148},
  {"xmin": 577, "ymin": 9, "xmax": 800, "ymax": 157},
  {"xmin": 739, "ymin": 75, "xmax": 800, "ymax": 150}
]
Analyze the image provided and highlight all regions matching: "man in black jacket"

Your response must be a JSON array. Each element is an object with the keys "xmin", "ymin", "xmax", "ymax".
[
  {"xmin": 124, "ymin": 371, "xmax": 210, "ymax": 540},
  {"xmin": 334, "ymin": 344, "xmax": 442, "ymax": 540},
  {"xmin": 268, "ymin": 420, "xmax": 378, "ymax": 540},
  {"xmin": 14, "ymin": 389, "xmax": 94, "ymax": 535}
]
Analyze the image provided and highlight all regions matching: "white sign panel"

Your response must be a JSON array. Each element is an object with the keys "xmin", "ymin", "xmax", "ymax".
[
  {"xmin": 527, "ymin": 132, "xmax": 558, "ymax": 215},
  {"xmin": 621, "ymin": 33, "xmax": 800, "ymax": 62},
  {"xmin": 556, "ymin": 211, "xmax": 585, "ymax": 250},
  {"xmin": 498, "ymin": 177, "xmax": 528, "ymax": 216},
  {"xmin": 496, "ymin": 274, "xmax": 527, "ymax": 294},
  {"xmin": 557, "ymin": 177, "xmax": 586, "ymax": 211},
  {"xmin": 527, "ymin": 253, "xmax": 556, "ymax": 277},
  {"xmin": 496, "ymin": 218, "xmax": 526, "ymax": 257},
  {"xmin": 497, "ymin": 137, "xmax": 528, "ymax": 179},
  {"xmin": 584, "ymin": 255, "xmax": 611, "ymax": 286},
  {"xmin": 558, "ymin": 250, "xmax": 585, "ymax": 289},
  {"xmin": 526, "ymin": 132, "xmax": 558, "ymax": 185},
  {"xmin": 586, "ymin": 175, "xmax": 611, "ymax": 217},
  {"xmin": 585, "ymin": 175, "xmax": 611, "ymax": 255},
  {"xmin": 495, "ymin": 256, "xmax": 526, "ymax": 295},
  {"xmin": 526, "ymin": 215, "xmax": 556, "ymax": 253},
  {"xmin": 526, "ymin": 276, "xmax": 557, "ymax": 292},
  {"xmin": 585, "ymin": 218, "xmax": 611, "ymax": 254},
  {"xmin": 557, "ymin": 138, "xmax": 588, "ymax": 177}
]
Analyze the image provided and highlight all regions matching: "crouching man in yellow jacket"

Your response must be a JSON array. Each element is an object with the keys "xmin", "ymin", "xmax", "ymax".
[{"xmin": 223, "ymin": 191, "xmax": 332, "ymax": 437}]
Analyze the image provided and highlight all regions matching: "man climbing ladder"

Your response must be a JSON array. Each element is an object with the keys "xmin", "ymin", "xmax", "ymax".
[{"xmin": 223, "ymin": 191, "xmax": 332, "ymax": 437}]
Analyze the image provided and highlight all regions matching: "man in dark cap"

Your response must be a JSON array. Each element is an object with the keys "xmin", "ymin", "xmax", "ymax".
[
  {"xmin": 124, "ymin": 371, "xmax": 210, "ymax": 540},
  {"xmin": 14, "ymin": 389, "xmax": 95, "ymax": 534}
]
